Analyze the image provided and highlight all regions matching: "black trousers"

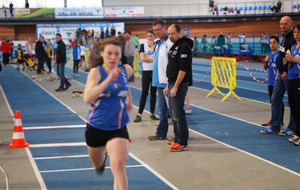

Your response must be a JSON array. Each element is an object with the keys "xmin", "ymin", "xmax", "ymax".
[
  {"xmin": 3, "ymin": 53, "xmax": 10, "ymax": 65},
  {"xmin": 46, "ymin": 57, "xmax": 52, "ymax": 72},
  {"xmin": 138, "ymin": 70, "xmax": 157, "ymax": 114},
  {"xmin": 287, "ymin": 78, "xmax": 300, "ymax": 136}
]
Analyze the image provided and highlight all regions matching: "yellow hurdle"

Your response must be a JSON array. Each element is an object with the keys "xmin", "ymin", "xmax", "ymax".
[
  {"xmin": 133, "ymin": 51, "xmax": 142, "ymax": 78},
  {"xmin": 206, "ymin": 56, "xmax": 241, "ymax": 101}
]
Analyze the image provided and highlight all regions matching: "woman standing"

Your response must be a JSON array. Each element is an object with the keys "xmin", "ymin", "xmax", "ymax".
[
  {"xmin": 134, "ymin": 29, "xmax": 159, "ymax": 122},
  {"xmin": 284, "ymin": 24, "xmax": 300, "ymax": 146},
  {"xmin": 83, "ymin": 37, "xmax": 133, "ymax": 189}
]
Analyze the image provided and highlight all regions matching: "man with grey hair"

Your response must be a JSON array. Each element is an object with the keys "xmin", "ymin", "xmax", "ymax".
[{"xmin": 148, "ymin": 19, "xmax": 173, "ymax": 141}]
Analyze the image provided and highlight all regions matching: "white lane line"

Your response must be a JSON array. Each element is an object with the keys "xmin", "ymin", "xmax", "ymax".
[
  {"xmin": 29, "ymin": 142, "xmax": 86, "ymax": 148},
  {"xmin": 40, "ymin": 165, "xmax": 146, "ymax": 173},
  {"xmin": 25, "ymin": 148, "xmax": 47, "ymax": 189},
  {"xmin": 34, "ymin": 154, "xmax": 89, "ymax": 160},
  {"xmin": 188, "ymin": 104, "xmax": 300, "ymax": 177},
  {"xmin": 129, "ymin": 153, "xmax": 179, "ymax": 190},
  {"xmin": 23, "ymin": 125, "xmax": 86, "ymax": 130}
]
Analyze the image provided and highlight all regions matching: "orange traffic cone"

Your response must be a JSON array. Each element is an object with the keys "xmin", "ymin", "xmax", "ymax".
[{"xmin": 9, "ymin": 110, "xmax": 29, "ymax": 148}]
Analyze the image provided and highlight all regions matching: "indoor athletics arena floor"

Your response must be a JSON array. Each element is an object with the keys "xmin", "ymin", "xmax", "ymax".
[{"xmin": 0, "ymin": 57, "xmax": 299, "ymax": 190}]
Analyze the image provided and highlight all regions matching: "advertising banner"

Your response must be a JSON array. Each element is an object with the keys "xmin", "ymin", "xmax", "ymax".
[
  {"xmin": 36, "ymin": 23, "xmax": 124, "ymax": 43},
  {"xmin": 15, "ymin": 8, "xmax": 54, "ymax": 18},
  {"xmin": 55, "ymin": 8, "xmax": 104, "ymax": 19},
  {"xmin": 104, "ymin": 7, "xmax": 144, "ymax": 17}
]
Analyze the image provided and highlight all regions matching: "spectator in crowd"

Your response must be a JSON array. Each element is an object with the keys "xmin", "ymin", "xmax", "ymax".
[
  {"xmin": 284, "ymin": 23, "xmax": 300, "ymax": 145},
  {"xmin": 118, "ymin": 31, "xmax": 127, "ymax": 65},
  {"xmin": 69, "ymin": 39, "xmax": 75, "ymax": 49},
  {"xmin": 45, "ymin": 39, "xmax": 53, "ymax": 74},
  {"xmin": 111, "ymin": 27, "xmax": 116, "ymax": 36},
  {"xmin": 54, "ymin": 33, "xmax": 71, "ymax": 91},
  {"xmin": 201, "ymin": 34, "xmax": 208, "ymax": 53},
  {"xmin": 16, "ymin": 44, "xmax": 24, "ymax": 71},
  {"xmin": 260, "ymin": 32, "xmax": 268, "ymax": 54},
  {"xmin": 9, "ymin": 2, "xmax": 13, "ymax": 17},
  {"xmin": 124, "ymin": 31, "xmax": 135, "ymax": 82},
  {"xmin": 134, "ymin": 29, "xmax": 159, "ymax": 122},
  {"xmin": 72, "ymin": 39, "xmax": 81, "ymax": 76},
  {"xmin": 35, "ymin": 36, "xmax": 47, "ymax": 74},
  {"xmin": 79, "ymin": 40, "xmax": 85, "ymax": 68},
  {"xmin": 1, "ymin": 38, "xmax": 11, "ymax": 66},
  {"xmin": 148, "ymin": 19, "xmax": 173, "ymax": 141},
  {"xmin": 216, "ymin": 32, "xmax": 225, "ymax": 55},
  {"xmin": 100, "ymin": 29, "xmax": 105, "ymax": 41},
  {"xmin": 25, "ymin": 0, "xmax": 29, "ymax": 8},
  {"xmin": 165, "ymin": 24, "xmax": 193, "ymax": 151},
  {"xmin": 134, "ymin": 34, "xmax": 140, "ymax": 49},
  {"xmin": 261, "ymin": 36, "xmax": 284, "ymax": 128},
  {"xmin": 260, "ymin": 16, "xmax": 296, "ymax": 136},
  {"xmin": 2, "ymin": 4, "xmax": 7, "ymax": 18}
]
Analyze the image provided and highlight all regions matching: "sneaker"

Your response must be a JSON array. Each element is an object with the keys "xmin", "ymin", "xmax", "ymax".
[
  {"xmin": 167, "ymin": 141, "xmax": 175, "ymax": 147},
  {"xmin": 185, "ymin": 109, "xmax": 192, "ymax": 115},
  {"xmin": 260, "ymin": 128, "xmax": 279, "ymax": 135},
  {"xmin": 170, "ymin": 143, "xmax": 188, "ymax": 152},
  {"xmin": 134, "ymin": 115, "xmax": 142, "ymax": 122},
  {"xmin": 168, "ymin": 136, "xmax": 175, "ymax": 142},
  {"xmin": 64, "ymin": 83, "xmax": 71, "ymax": 90},
  {"xmin": 148, "ymin": 136, "xmax": 166, "ymax": 141},
  {"xmin": 279, "ymin": 128, "xmax": 295, "ymax": 136},
  {"xmin": 150, "ymin": 114, "xmax": 159, "ymax": 120},
  {"xmin": 55, "ymin": 88, "xmax": 64, "ymax": 92},
  {"xmin": 288, "ymin": 136, "xmax": 300, "ymax": 143},
  {"xmin": 294, "ymin": 139, "xmax": 300, "ymax": 146},
  {"xmin": 96, "ymin": 152, "xmax": 107, "ymax": 175},
  {"xmin": 261, "ymin": 120, "xmax": 271, "ymax": 127},
  {"xmin": 280, "ymin": 123, "xmax": 286, "ymax": 131}
]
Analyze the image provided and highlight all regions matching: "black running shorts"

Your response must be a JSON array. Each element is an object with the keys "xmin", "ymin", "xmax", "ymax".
[{"xmin": 85, "ymin": 123, "xmax": 129, "ymax": 147}]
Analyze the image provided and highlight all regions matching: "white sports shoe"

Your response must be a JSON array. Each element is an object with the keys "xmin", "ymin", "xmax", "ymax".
[
  {"xmin": 185, "ymin": 109, "xmax": 192, "ymax": 115},
  {"xmin": 288, "ymin": 136, "xmax": 300, "ymax": 143}
]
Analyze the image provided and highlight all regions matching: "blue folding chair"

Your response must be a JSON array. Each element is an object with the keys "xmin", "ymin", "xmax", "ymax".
[
  {"xmin": 263, "ymin": 6, "xmax": 267, "ymax": 10},
  {"xmin": 249, "ymin": 6, "xmax": 253, "ymax": 11},
  {"xmin": 292, "ymin": 5, "xmax": 297, "ymax": 9},
  {"xmin": 254, "ymin": 6, "xmax": 257, "ymax": 11},
  {"xmin": 268, "ymin": 5, "xmax": 272, "ymax": 10}
]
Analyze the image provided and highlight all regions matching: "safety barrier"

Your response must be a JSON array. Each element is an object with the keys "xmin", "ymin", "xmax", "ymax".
[{"xmin": 206, "ymin": 56, "xmax": 241, "ymax": 101}]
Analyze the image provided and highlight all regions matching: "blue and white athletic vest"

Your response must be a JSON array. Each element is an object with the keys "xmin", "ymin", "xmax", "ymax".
[
  {"xmin": 289, "ymin": 45, "xmax": 300, "ymax": 80},
  {"xmin": 87, "ymin": 65, "xmax": 129, "ymax": 131},
  {"xmin": 268, "ymin": 51, "xmax": 279, "ymax": 86}
]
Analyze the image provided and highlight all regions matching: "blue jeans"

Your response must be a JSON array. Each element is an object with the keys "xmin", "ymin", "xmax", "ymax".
[
  {"xmin": 270, "ymin": 71, "xmax": 296, "ymax": 132},
  {"xmin": 57, "ymin": 62, "xmax": 70, "ymax": 89},
  {"xmin": 168, "ymin": 82, "xmax": 189, "ymax": 145},
  {"xmin": 155, "ymin": 87, "xmax": 169, "ymax": 138}
]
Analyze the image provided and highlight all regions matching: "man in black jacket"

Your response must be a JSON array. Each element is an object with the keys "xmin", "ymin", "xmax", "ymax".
[
  {"xmin": 54, "ymin": 33, "xmax": 71, "ymax": 91},
  {"xmin": 35, "ymin": 36, "xmax": 47, "ymax": 74},
  {"xmin": 165, "ymin": 24, "xmax": 193, "ymax": 152}
]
